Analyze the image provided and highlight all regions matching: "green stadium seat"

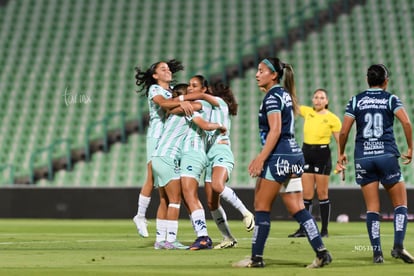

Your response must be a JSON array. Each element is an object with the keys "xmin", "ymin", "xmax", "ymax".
[{"xmin": 1, "ymin": 0, "xmax": 413, "ymax": 187}]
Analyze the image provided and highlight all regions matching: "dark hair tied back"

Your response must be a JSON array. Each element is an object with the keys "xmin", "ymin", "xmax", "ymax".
[{"xmin": 367, "ymin": 64, "xmax": 389, "ymax": 87}]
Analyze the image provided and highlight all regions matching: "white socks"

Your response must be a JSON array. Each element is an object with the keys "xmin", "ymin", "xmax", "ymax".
[
  {"xmin": 137, "ymin": 194, "xmax": 151, "ymax": 217},
  {"xmin": 156, "ymin": 219, "xmax": 167, "ymax": 242},
  {"xmin": 211, "ymin": 206, "xmax": 234, "ymax": 240},
  {"xmin": 166, "ymin": 220, "xmax": 178, "ymax": 243},
  {"xmin": 191, "ymin": 209, "xmax": 209, "ymax": 237},
  {"xmin": 220, "ymin": 186, "xmax": 249, "ymax": 216}
]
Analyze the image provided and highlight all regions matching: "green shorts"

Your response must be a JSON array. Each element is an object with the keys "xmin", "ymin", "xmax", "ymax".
[
  {"xmin": 205, "ymin": 144, "xmax": 234, "ymax": 183},
  {"xmin": 181, "ymin": 150, "xmax": 208, "ymax": 183},
  {"xmin": 151, "ymin": 156, "xmax": 180, "ymax": 188},
  {"xmin": 146, "ymin": 137, "xmax": 159, "ymax": 164}
]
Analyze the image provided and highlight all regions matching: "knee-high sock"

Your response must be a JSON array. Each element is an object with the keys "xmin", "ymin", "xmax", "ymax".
[
  {"xmin": 394, "ymin": 206, "xmax": 408, "ymax": 249},
  {"xmin": 191, "ymin": 209, "xmax": 209, "ymax": 237},
  {"xmin": 156, "ymin": 219, "xmax": 167, "ymax": 242},
  {"xmin": 319, "ymin": 198, "xmax": 331, "ymax": 232},
  {"xmin": 304, "ymin": 199, "xmax": 313, "ymax": 213},
  {"xmin": 166, "ymin": 220, "xmax": 179, "ymax": 243},
  {"xmin": 294, "ymin": 209, "xmax": 326, "ymax": 253},
  {"xmin": 137, "ymin": 194, "xmax": 151, "ymax": 217},
  {"xmin": 211, "ymin": 206, "xmax": 234, "ymax": 240},
  {"xmin": 366, "ymin": 211, "xmax": 382, "ymax": 256},
  {"xmin": 251, "ymin": 211, "xmax": 270, "ymax": 258},
  {"xmin": 220, "ymin": 186, "xmax": 249, "ymax": 216},
  {"xmin": 300, "ymin": 199, "xmax": 313, "ymax": 231}
]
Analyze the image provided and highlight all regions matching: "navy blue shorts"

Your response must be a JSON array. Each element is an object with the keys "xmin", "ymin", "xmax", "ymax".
[
  {"xmin": 354, "ymin": 154, "xmax": 403, "ymax": 186},
  {"xmin": 261, "ymin": 153, "xmax": 305, "ymax": 183}
]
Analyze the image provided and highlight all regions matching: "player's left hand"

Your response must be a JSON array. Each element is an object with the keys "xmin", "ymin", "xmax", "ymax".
[{"xmin": 401, "ymin": 151, "xmax": 412, "ymax": 165}]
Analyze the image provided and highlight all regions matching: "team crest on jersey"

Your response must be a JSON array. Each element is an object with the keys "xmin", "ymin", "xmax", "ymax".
[
  {"xmin": 282, "ymin": 92, "xmax": 292, "ymax": 107},
  {"xmin": 164, "ymin": 91, "xmax": 172, "ymax": 98}
]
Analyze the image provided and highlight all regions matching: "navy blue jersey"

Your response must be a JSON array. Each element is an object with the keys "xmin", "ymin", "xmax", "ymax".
[
  {"xmin": 344, "ymin": 88, "xmax": 404, "ymax": 159},
  {"xmin": 258, "ymin": 85, "xmax": 302, "ymax": 155}
]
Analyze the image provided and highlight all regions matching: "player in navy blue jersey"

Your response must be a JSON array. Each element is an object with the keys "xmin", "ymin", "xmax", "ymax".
[
  {"xmin": 336, "ymin": 64, "xmax": 413, "ymax": 264},
  {"xmin": 233, "ymin": 57, "xmax": 331, "ymax": 269}
]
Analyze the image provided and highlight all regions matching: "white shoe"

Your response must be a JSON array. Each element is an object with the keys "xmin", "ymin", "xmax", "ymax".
[
  {"xmin": 133, "ymin": 215, "xmax": 149, "ymax": 238},
  {"xmin": 164, "ymin": 240, "xmax": 189, "ymax": 250},
  {"xmin": 154, "ymin": 241, "xmax": 165, "ymax": 249},
  {"xmin": 214, "ymin": 238, "xmax": 238, "ymax": 249},
  {"xmin": 243, "ymin": 211, "xmax": 255, "ymax": 232}
]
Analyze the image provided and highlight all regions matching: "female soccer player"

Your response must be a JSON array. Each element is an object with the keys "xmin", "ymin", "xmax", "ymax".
[
  {"xmin": 179, "ymin": 75, "xmax": 216, "ymax": 250},
  {"xmin": 336, "ymin": 64, "xmax": 413, "ymax": 264},
  {"xmin": 151, "ymin": 83, "xmax": 225, "ymax": 249},
  {"xmin": 289, "ymin": 88, "xmax": 341, "ymax": 238},
  {"xmin": 203, "ymin": 80, "xmax": 255, "ymax": 249},
  {"xmin": 133, "ymin": 60, "xmax": 193, "ymax": 238},
  {"xmin": 234, "ymin": 58, "xmax": 331, "ymax": 269}
]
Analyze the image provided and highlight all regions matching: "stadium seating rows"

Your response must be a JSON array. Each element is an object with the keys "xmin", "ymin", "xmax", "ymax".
[{"xmin": 1, "ymin": 0, "xmax": 413, "ymax": 187}]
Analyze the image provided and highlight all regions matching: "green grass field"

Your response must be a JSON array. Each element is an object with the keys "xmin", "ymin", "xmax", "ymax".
[{"xmin": 0, "ymin": 219, "xmax": 413, "ymax": 275}]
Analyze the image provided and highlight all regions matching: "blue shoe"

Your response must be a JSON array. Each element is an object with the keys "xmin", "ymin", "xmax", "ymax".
[{"xmin": 189, "ymin": 236, "xmax": 213, "ymax": 250}]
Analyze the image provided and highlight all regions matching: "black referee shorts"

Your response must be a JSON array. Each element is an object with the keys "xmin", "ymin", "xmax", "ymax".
[{"xmin": 302, "ymin": 143, "xmax": 332, "ymax": 175}]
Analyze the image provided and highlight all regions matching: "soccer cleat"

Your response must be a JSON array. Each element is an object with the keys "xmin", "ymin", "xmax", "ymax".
[
  {"xmin": 164, "ymin": 240, "xmax": 189, "ymax": 250},
  {"xmin": 288, "ymin": 228, "xmax": 306, "ymax": 238},
  {"xmin": 154, "ymin": 241, "xmax": 166, "ymax": 250},
  {"xmin": 321, "ymin": 230, "xmax": 329, "ymax": 238},
  {"xmin": 391, "ymin": 248, "xmax": 414, "ymax": 263},
  {"xmin": 232, "ymin": 257, "xmax": 265, "ymax": 268},
  {"xmin": 306, "ymin": 250, "xmax": 332, "ymax": 268},
  {"xmin": 243, "ymin": 211, "xmax": 255, "ymax": 232},
  {"xmin": 373, "ymin": 253, "xmax": 384, "ymax": 264},
  {"xmin": 189, "ymin": 236, "xmax": 213, "ymax": 250},
  {"xmin": 133, "ymin": 215, "xmax": 149, "ymax": 238},
  {"xmin": 214, "ymin": 238, "xmax": 238, "ymax": 249}
]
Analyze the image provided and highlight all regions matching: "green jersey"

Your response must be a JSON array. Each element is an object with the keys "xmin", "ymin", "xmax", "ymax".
[
  {"xmin": 147, "ymin": 84, "xmax": 172, "ymax": 139},
  {"xmin": 182, "ymin": 100, "xmax": 212, "ymax": 152},
  {"xmin": 152, "ymin": 114, "xmax": 189, "ymax": 159}
]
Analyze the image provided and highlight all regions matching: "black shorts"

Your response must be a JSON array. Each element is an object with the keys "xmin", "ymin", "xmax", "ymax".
[{"xmin": 302, "ymin": 143, "xmax": 332, "ymax": 175}]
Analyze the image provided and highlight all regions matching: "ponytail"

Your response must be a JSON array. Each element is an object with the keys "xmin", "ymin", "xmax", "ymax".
[
  {"xmin": 283, "ymin": 64, "xmax": 299, "ymax": 116},
  {"xmin": 261, "ymin": 58, "xmax": 299, "ymax": 116}
]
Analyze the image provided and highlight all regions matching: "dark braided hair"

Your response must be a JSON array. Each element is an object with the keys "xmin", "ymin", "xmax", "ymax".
[{"xmin": 134, "ymin": 59, "xmax": 184, "ymax": 96}]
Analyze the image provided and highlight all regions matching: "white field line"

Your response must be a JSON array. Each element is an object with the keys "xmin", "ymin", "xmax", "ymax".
[{"xmin": 0, "ymin": 234, "xmax": 393, "ymax": 245}]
